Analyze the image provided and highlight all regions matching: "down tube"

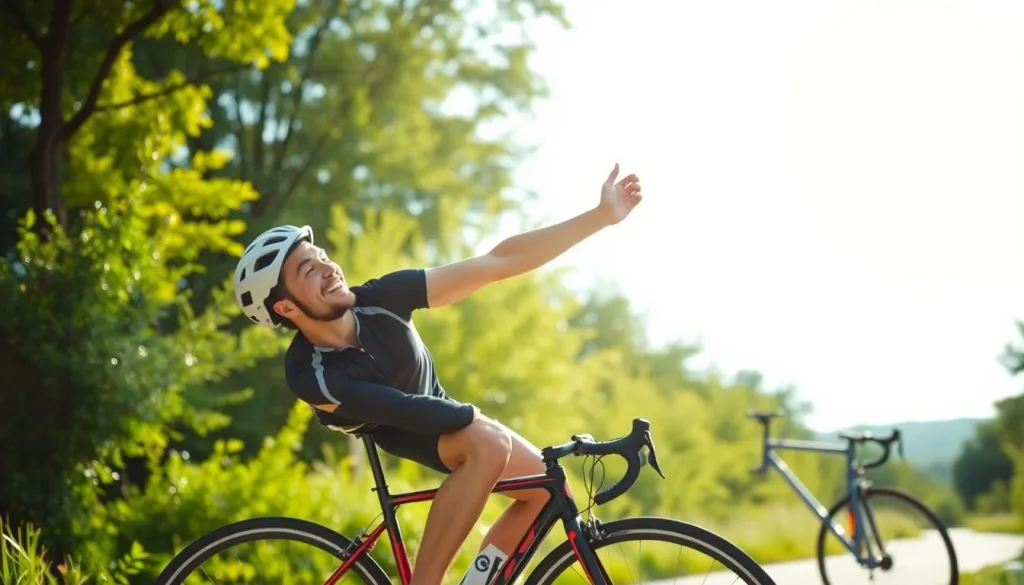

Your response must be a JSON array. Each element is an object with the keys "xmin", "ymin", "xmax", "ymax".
[
  {"xmin": 767, "ymin": 452, "xmax": 856, "ymax": 554},
  {"xmin": 491, "ymin": 499, "xmax": 563, "ymax": 585}
]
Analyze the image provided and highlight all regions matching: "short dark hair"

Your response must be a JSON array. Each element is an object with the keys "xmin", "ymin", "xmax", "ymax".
[{"xmin": 264, "ymin": 237, "xmax": 306, "ymax": 331}]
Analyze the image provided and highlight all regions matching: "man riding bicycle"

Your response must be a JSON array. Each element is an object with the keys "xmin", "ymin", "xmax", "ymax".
[{"xmin": 232, "ymin": 165, "xmax": 643, "ymax": 585}]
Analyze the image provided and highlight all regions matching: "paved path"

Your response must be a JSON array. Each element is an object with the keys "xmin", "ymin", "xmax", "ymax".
[{"xmin": 659, "ymin": 529, "xmax": 1024, "ymax": 584}]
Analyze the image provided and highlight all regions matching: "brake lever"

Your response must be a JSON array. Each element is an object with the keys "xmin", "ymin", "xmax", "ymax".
[{"xmin": 643, "ymin": 431, "xmax": 666, "ymax": 479}]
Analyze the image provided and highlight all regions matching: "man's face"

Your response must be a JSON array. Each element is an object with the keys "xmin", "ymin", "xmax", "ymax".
[{"xmin": 274, "ymin": 240, "xmax": 356, "ymax": 323}]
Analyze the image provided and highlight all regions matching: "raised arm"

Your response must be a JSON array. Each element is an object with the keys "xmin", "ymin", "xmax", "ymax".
[{"xmin": 424, "ymin": 164, "xmax": 643, "ymax": 308}]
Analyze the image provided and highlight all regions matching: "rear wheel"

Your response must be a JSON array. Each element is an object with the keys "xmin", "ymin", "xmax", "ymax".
[
  {"xmin": 816, "ymin": 486, "xmax": 958, "ymax": 585},
  {"xmin": 524, "ymin": 516, "xmax": 777, "ymax": 585},
  {"xmin": 154, "ymin": 516, "xmax": 391, "ymax": 585}
]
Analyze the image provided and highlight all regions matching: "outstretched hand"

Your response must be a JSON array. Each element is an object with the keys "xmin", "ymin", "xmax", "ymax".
[{"xmin": 598, "ymin": 163, "xmax": 643, "ymax": 225}]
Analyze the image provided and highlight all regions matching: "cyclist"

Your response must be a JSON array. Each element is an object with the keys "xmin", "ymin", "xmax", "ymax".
[{"xmin": 232, "ymin": 164, "xmax": 643, "ymax": 585}]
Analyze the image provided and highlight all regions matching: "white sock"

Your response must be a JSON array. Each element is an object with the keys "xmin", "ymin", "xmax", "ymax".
[{"xmin": 458, "ymin": 544, "xmax": 509, "ymax": 585}]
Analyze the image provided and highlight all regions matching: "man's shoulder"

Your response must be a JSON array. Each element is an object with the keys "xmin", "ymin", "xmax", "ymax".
[
  {"xmin": 283, "ymin": 331, "xmax": 355, "ymax": 378},
  {"xmin": 352, "ymin": 268, "xmax": 424, "ymax": 292},
  {"xmin": 350, "ymin": 268, "xmax": 427, "ymax": 317},
  {"xmin": 283, "ymin": 334, "xmax": 352, "ymax": 408},
  {"xmin": 283, "ymin": 331, "xmax": 316, "ymax": 381}
]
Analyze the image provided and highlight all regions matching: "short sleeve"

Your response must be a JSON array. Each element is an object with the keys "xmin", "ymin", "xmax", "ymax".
[{"xmin": 352, "ymin": 269, "xmax": 429, "ymax": 321}]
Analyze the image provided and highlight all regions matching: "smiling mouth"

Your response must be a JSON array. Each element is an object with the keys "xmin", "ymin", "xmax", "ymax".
[{"xmin": 323, "ymin": 275, "xmax": 346, "ymax": 295}]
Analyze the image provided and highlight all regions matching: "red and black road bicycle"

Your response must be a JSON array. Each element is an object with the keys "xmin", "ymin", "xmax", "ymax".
[{"xmin": 155, "ymin": 418, "xmax": 777, "ymax": 585}]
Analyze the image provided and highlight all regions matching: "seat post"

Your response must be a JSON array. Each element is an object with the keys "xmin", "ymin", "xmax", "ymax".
[{"xmin": 360, "ymin": 433, "xmax": 391, "ymax": 497}]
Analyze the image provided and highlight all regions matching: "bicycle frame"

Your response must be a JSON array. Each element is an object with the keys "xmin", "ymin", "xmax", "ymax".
[
  {"xmin": 753, "ymin": 434, "xmax": 885, "ymax": 569},
  {"xmin": 324, "ymin": 433, "xmax": 609, "ymax": 585}
]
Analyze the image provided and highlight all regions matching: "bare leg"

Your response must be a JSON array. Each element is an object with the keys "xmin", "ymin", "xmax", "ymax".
[
  {"xmin": 410, "ymin": 414, "xmax": 512, "ymax": 585},
  {"xmin": 475, "ymin": 425, "xmax": 548, "ymax": 554}
]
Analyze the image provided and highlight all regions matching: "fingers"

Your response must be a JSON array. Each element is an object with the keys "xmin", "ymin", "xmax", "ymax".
[
  {"xmin": 617, "ymin": 173, "xmax": 641, "ymax": 198},
  {"xmin": 626, "ymin": 179, "xmax": 642, "ymax": 206},
  {"xmin": 605, "ymin": 162, "xmax": 620, "ymax": 184},
  {"xmin": 605, "ymin": 163, "xmax": 643, "ymax": 206},
  {"xmin": 616, "ymin": 173, "xmax": 639, "ymax": 188}
]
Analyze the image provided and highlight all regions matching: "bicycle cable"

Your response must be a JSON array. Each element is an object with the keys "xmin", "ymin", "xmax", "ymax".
[{"xmin": 579, "ymin": 453, "xmax": 607, "ymax": 517}]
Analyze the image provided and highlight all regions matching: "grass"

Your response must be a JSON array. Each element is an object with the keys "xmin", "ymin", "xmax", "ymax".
[
  {"xmin": 961, "ymin": 557, "xmax": 1024, "ymax": 585},
  {"xmin": 966, "ymin": 512, "xmax": 1024, "ymax": 535},
  {"xmin": 0, "ymin": 519, "xmax": 90, "ymax": 585}
]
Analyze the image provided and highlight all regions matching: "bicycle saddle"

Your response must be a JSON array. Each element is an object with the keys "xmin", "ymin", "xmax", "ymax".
[{"xmin": 746, "ymin": 409, "xmax": 786, "ymax": 423}]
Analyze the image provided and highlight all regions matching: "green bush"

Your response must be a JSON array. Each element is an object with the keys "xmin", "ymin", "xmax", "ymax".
[{"xmin": 0, "ymin": 518, "xmax": 144, "ymax": 585}]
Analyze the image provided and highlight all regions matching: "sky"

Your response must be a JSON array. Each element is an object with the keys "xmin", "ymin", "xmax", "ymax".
[{"xmin": 490, "ymin": 0, "xmax": 1024, "ymax": 431}]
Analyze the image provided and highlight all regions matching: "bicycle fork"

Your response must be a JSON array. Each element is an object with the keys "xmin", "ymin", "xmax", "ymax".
[
  {"xmin": 559, "ymin": 517, "xmax": 611, "ymax": 585},
  {"xmin": 553, "ymin": 471, "xmax": 613, "ymax": 585},
  {"xmin": 849, "ymin": 481, "xmax": 892, "ymax": 573}
]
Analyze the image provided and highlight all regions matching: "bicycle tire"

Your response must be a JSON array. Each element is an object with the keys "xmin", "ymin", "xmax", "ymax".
[
  {"xmin": 154, "ymin": 516, "xmax": 392, "ymax": 585},
  {"xmin": 523, "ymin": 516, "xmax": 777, "ymax": 585},
  {"xmin": 816, "ymin": 486, "xmax": 959, "ymax": 585}
]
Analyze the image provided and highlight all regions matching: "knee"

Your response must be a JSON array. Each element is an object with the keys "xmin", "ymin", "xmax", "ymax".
[
  {"xmin": 470, "ymin": 417, "xmax": 513, "ymax": 475},
  {"xmin": 447, "ymin": 416, "xmax": 512, "ymax": 476}
]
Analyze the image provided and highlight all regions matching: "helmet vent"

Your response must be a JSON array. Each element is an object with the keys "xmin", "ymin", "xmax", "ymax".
[
  {"xmin": 263, "ymin": 236, "xmax": 287, "ymax": 246},
  {"xmin": 240, "ymin": 291, "xmax": 253, "ymax": 307},
  {"xmin": 254, "ymin": 251, "xmax": 277, "ymax": 271}
]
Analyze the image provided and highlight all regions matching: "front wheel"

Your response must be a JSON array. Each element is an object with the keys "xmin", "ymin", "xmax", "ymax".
[
  {"xmin": 816, "ymin": 486, "xmax": 958, "ymax": 585},
  {"xmin": 524, "ymin": 516, "xmax": 776, "ymax": 585}
]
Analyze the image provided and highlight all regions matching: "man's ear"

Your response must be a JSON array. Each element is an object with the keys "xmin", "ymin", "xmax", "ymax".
[{"xmin": 272, "ymin": 298, "xmax": 297, "ymax": 320}]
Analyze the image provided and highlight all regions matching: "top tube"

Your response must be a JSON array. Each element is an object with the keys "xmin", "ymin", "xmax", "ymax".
[{"xmin": 767, "ymin": 437, "xmax": 848, "ymax": 454}]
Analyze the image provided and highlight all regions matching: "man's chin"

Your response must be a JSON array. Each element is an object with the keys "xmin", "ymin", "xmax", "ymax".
[
  {"xmin": 309, "ymin": 302, "xmax": 353, "ymax": 323},
  {"xmin": 308, "ymin": 310, "xmax": 344, "ymax": 323}
]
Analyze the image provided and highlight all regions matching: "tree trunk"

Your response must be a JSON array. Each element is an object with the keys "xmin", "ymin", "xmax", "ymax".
[
  {"xmin": 29, "ymin": 128, "xmax": 67, "ymax": 231},
  {"xmin": 29, "ymin": 0, "xmax": 71, "ymax": 233}
]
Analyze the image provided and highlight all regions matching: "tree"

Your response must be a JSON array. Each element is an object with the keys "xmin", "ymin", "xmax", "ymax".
[
  {"xmin": 1000, "ymin": 320, "xmax": 1024, "ymax": 377},
  {"xmin": 0, "ymin": 0, "xmax": 293, "ymax": 237},
  {"xmin": 0, "ymin": 0, "xmax": 294, "ymax": 565},
  {"xmin": 125, "ymin": 0, "xmax": 572, "ymax": 316},
  {"xmin": 952, "ymin": 420, "xmax": 1016, "ymax": 510}
]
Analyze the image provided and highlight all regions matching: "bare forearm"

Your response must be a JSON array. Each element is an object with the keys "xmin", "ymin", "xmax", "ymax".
[{"xmin": 489, "ymin": 207, "xmax": 609, "ymax": 277}]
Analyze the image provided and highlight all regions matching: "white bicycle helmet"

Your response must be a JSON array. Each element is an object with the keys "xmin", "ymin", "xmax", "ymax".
[{"xmin": 233, "ymin": 224, "xmax": 313, "ymax": 327}]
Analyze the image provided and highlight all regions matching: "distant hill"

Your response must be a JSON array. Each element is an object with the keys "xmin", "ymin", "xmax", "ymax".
[{"xmin": 815, "ymin": 418, "xmax": 988, "ymax": 483}]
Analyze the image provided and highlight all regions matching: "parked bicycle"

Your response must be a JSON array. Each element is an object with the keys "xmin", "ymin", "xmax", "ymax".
[
  {"xmin": 155, "ymin": 418, "xmax": 778, "ymax": 585},
  {"xmin": 748, "ymin": 409, "xmax": 959, "ymax": 584}
]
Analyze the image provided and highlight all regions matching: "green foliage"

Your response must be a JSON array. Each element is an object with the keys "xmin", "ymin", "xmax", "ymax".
[
  {"xmin": 966, "ymin": 512, "xmax": 1024, "ymax": 535},
  {"xmin": 958, "ymin": 321, "xmax": 1024, "ymax": 527},
  {"xmin": 0, "ymin": 0, "xmax": 295, "ymax": 563},
  {"xmin": 953, "ymin": 421, "xmax": 1015, "ymax": 511},
  {"xmin": 0, "ymin": 517, "xmax": 147, "ymax": 585},
  {"xmin": 961, "ymin": 556, "xmax": 1024, "ymax": 585},
  {"xmin": 0, "ymin": 162, "xmax": 287, "ymax": 567},
  {"xmin": 2, "ymin": 519, "xmax": 90, "ymax": 585},
  {"xmin": 991, "ymin": 325, "xmax": 1024, "ymax": 530}
]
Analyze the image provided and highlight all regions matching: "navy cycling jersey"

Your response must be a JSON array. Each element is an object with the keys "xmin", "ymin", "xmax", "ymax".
[{"xmin": 283, "ymin": 268, "xmax": 475, "ymax": 436}]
